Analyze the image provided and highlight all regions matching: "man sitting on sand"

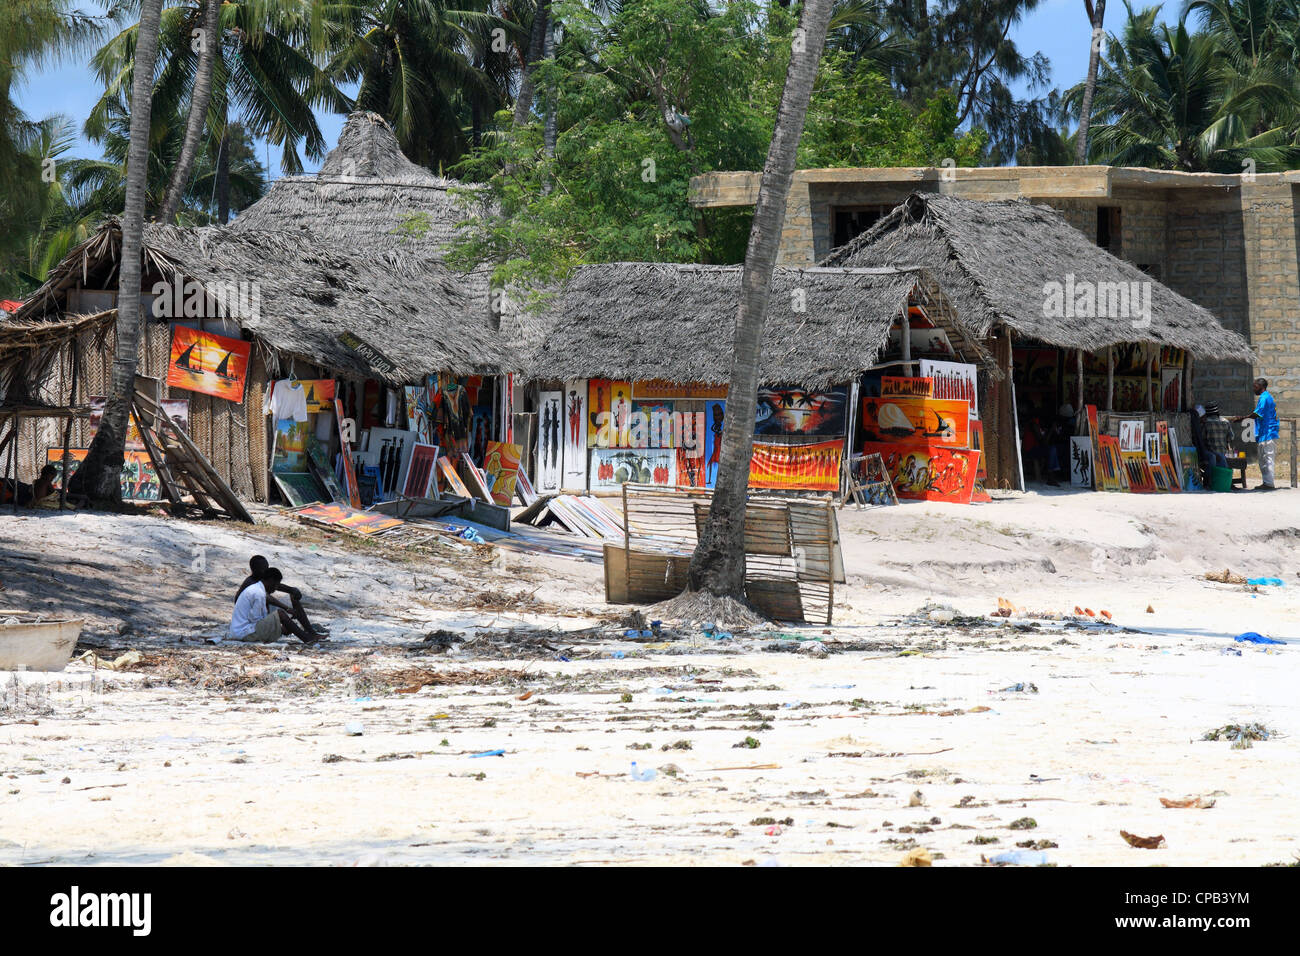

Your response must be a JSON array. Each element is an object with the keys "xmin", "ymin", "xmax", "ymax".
[
  {"xmin": 230, "ymin": 567, "xmax": 322, "ymax": 644},
  {"xmin": 237, "ymin": 554, "xmax": 327, "ymax": 639}
]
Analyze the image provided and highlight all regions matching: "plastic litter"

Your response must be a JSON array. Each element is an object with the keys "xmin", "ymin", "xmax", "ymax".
[
  {"xmin": 1246, "ymin": 577, "xmax": 1285, "ymax": 587},
  {"xmin": 629, "ymin": 761, "xmax": 657, "ymax": 781},
  {"xmin": 344, "ymin": 722, "xmax": 364, "ymax": 736},
  {"xmin": 998, "ymin": 682, "xmax": 1039, "ymax": 693},
  {"xmin": 610, "ymin": 650, "xmax": 626, "ymax": 659},
  {"xmin": 987, "ymin": 849, "xmax": 1049, "ymax": 865},
  {"xmin": 624, "ymin": 629, "xmax": 653, "ymax": 639},
  {"xmin": 1234, "ymin": 631, "xmax": 1284, "ymax": 645},
  {"xmin": 469, "ymin": 749, "xmax": 505, "ymax": 758},
  {"xmin": 702, "ymin": 623, "xmax": 733, "ymax": 641}
]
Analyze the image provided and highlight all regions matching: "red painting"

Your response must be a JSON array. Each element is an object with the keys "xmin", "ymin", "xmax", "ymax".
[
  {"xmin": 166, "ymin": 325, "xmax": 250, "ymax": 403},
  {"xmin": 863, "ymin": 441, "xmax": 980, "ymax": 504}
]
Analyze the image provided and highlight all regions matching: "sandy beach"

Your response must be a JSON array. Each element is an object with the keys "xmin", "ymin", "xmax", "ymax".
[{"xmin": 2, "ymin": 487, "xmax": 1297, "ymax": 866}]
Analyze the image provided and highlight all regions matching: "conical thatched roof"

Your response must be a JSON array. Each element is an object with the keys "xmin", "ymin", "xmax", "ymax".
[
  {"xmin": 528, "ymin": 261, "xmax": 992, "ymax": 387},
  {"xmin": 10, "ymin": 220, "xmax": 513, "ymax": 382},
  {"xmin": 231, "ymin": 111, "xmax": 489, "ymax": 259},
  {"xmin": 821, "ymin": 193, "xmax": 1253, "ymax": 361}
]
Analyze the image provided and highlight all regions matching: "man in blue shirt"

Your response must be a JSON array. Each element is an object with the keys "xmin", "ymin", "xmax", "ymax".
[{"xmin": 1250, "ymin": 378, "xmax": 1279, "ymax": 490}]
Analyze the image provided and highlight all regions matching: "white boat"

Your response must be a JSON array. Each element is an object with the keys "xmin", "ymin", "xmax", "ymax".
[{"xmin": 0, "ymin": 618, "xmax": 83, "ymax": 671}]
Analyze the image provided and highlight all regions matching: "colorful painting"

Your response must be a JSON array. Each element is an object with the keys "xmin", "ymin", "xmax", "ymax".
[
  {"xmin": 748, "ymin": 440, "xmax": 842, "ymax": 492},
  {"xmin": 634, "ymin": 401, "xmax": 676, "ymax": 448},
  {"xmin": 1160, "ymin": 367, "xmax": 1182, "ymax": 411},
  {"xmin": 483, "ymin": 441, "xmax": 522, "ymax": 505},
  {"xmin": 919, "ymin": 360, "xmax": 979, "ymax": 419},
  {"xmin": 1179, "ymin": 446, "xmax": 1202, "ymax": 491},
  {"xmin": 536, "ymin": 390, "xmax": 564, "ymax": 494},
  {"xmin": 272, "ymin": 420, "xmax": 310, "ymax": 473},
  {"xmin": 632, "ymin": 380, "xmax": 728, "ymax": 401},
  {"xmin": 166, "ymin": 325, "xmax": 250, "ymax": 402},
  {"xmin": 1144, "ymin": 431, "xmax": 1162, "ymax": 468},
  {"xmin": 1121, "ymin": 449, "xmax": 1157, "ymax": 492},
  {"xmin": 402, "ymin": 443, "xmax": 440, "ymax": 498},
  {"xmin": 1070, "ymin": 436, "xmax": 1094, "ymax": 488},
  {"xmin": 460, "ymin": 452, "xmax": 495, "ymax": 502},
  {"xmin": 437, "ymin": 456, "xmax": 471, "ymax": 498},
  {"xmin": 590, "ymin": 447, "xmax": 675, "ymax": 490},
  {"xmin": 334, "ymin": 397, "xmax": 362, "ymax": 508},
  {"xmin": 1097, "ymin": 435, "xmax": 1127, "ymax": 492},
  {"xmin": 881, "ymin": 377, "xmax": 933, "ymax": 398},
  {"xmin": 1118, "ymin": 419, "xmax": 1144, "ymax": 452},
  {"xmin": 294, "ymin": 502, "xmax": 403, "ymax": 535},
  {"xmin": 754, "ymin": 387, "xmax": 847, "ymax": 437},
  {"xmin": 703, "ymin": 400, "xmax": 725, "ymax": 487},
  {"xmin": 562, "ymin": 380, "xmax": 588, "ymax": 489},
  {"xmin": 88, "ymin": 396, "xmax": 189, "ymax": 451},
  {"xmin": 1157, "ymin": 422, "xmax": 1182, "ymax": 491},
  {"xmin": 46, "ymin": 448, "xmax": 161, "ymax": 501},
  {"xmin": 675, "ymin": 446, "xmax": 707, "ymax": 488},
  {"xmin": 862, "ymin": 441, "xmax": 980, "ymax": 504},
  {"xmin": 404, "ymin": 385, "xmax": 430, "ymax": 439},
  {"xmin": 587, "ymin": 379, "xmax": 632, "ymax": 448},
  {"xmin": 861, "ymin": 396, "xmax": 970, "ymax": 447},
  {"xmin": 301, "ymin": 380, "xmax": 336, "ymax": 413}
]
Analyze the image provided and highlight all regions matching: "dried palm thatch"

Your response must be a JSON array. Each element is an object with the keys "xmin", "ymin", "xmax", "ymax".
[
  {"xmin": 528, "ymin": 262, "xmax": 994, "ymax": 387},
  {"xmin": 8, "ymin": 220, "xmax": 514, "ymax": 383},
  {"xmin": 0, "ymin": 309, "xmax": 114, "ymax": 407},
  {"xmin": 230, "ymin": 110, "xmax": 494, "ymax": 308},
  {"xmin": 822, "ymin": 193, "xmax": 1254, "ymax": 361}
]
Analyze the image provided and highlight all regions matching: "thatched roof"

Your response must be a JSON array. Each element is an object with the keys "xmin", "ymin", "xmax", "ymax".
[
  {"xmin": 821, "ymin": 193, "xmax": 1253, "ymax": 361},
  {"xmin": 8, "ymin": 221, "xmax": 513, "ymax": 382},
  {"xmin": 529, "ymin": 261, "xmax": 993, "ymax": 387}
]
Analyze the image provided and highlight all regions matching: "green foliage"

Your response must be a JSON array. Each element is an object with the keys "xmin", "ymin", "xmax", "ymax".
[
  {"xmin": 447, "ymin": 0, "xmax": 987, "ymax": 289},
  {"xmin": 800, "ymin": 53, "xmax": 986, "ymax": 168}
]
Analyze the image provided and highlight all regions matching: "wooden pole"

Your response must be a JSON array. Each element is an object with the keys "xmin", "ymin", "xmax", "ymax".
[
  {"xmin": 1106, "ymin": 345, "xmax": 1114, "ymax": 412},
  {"xmin": 1145, "ymin": 354, "xmax": 1153, "ymax": 412},
  {"xmin": 60, "ymin": 344, "xmax": 81, "ymax": 510},
  {"xmin": 1183, "ymin": 353, "xmax": 1194, "ymax": 410},
  {"xmin": 900, "ymin": 308, "xmax": 912, "ymax": 368},
  {"xmin": 1076, "ymin": 349, "xmax": 1084, "ymax": 419}
]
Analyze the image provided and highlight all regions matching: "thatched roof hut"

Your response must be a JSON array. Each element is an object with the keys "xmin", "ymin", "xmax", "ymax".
[
  {"xmin": 529, "ymin": 261, "xmax": 994, "ymax": 387},
  {"xmin": 230, "ymin": 111, "xmax": 493, "ymax": 302},
  {"xmin": 10, "ymin": 220, "xmax": 512, "ymax": 383},
  {"xmin": 821, "ymin": 193, "xmax": 1253, "ymax": 361}
]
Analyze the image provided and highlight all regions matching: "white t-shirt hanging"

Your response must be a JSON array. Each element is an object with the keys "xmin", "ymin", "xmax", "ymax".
[{"xmin": 266, "ymin": 380, "xmax": 309, "ymax": 422}]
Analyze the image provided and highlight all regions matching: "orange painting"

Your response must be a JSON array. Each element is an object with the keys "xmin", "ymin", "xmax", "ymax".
[
  {"xmin": 166, "ymin": 325, "xmax": 251, "ymax": 403},
  {"xmin": 748, "ymin": 440, "xmax": 842, "ymax": 492},
  {"xmin": 863, "ymin": 441, "xmax": 980, "ymax": 504},
  {"xmin": 483, "ymin": 440, "xmax": 522, "ymax": 505},
  {"xmin": 860, "ymin": 396, "xmax": 970, "ymax": 447}
]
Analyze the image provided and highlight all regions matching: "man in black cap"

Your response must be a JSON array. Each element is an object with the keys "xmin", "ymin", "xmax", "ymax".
[{"xmin": 1202, "ymin": 403, "xmax": 1232, "ymax": 471}]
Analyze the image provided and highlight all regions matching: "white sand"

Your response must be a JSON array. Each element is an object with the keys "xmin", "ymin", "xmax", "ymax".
[{"xmin": 1, "ymin": 487, "xmax": 1297, "ymax": 866}]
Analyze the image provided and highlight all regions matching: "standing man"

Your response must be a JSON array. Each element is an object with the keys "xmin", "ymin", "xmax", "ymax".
[
  {"xmin": 1202, "ymin": 403, "xmax": 1232, "ymax": 471},
  {"xmin": 1250, "ymin": 378, "xmax": 1279, "ymax": 490}
]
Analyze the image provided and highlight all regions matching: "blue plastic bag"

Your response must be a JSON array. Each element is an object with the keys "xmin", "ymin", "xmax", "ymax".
[{"xmin": 1234, "ymin": 631, "xmax": 1284, "ymax": 645}]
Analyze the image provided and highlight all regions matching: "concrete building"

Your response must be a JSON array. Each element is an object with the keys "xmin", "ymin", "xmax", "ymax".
[{"xmin": 690, "ymin": 166, "xmax": 1300, "ymax": 419}]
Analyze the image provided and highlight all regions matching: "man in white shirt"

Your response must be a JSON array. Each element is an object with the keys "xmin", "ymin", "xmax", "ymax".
[{"xmin": 229, "ymin": 568, "xmax": 317, "ymax": 643}]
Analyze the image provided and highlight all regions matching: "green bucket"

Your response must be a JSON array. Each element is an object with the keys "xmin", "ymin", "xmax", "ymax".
[{"xmin": 1210, "ymin": 466, "xmax": 1234, "ymax": 492}]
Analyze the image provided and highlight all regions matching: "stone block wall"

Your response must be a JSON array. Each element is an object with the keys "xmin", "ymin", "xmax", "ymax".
[{"xmin": 1239, "ymin": 183, "xmax": 1300, "ymax": 421}]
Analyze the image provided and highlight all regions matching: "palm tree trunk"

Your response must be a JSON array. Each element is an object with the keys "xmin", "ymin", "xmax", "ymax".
[
  {"xmin": 159, "ymin": 0, "xmax": 220, "ymax": 223},
  {"xmin": 512, "ymin": 0, "xmax": 550, "ymax": 128},
  {"xmin": 542, "ymin": 11, "xmax": 557, "ymax": 160},
  {"xmin": 216, "ymin": 123, "xmax": 231, "ymax": 224},
  {"xmin": 687, "ymin": 0, "xmax": 834, "ymax": 598},
  {"xmin": 70, "ymin": 0, "xmax": 165, "ymax": 504},
  {"xmin": 1075, "ymin": 0, "xmax": 1106, "ymax": 165}
]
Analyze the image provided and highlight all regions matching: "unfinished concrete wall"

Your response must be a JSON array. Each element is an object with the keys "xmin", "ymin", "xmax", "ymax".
[
  {"xmin": 1239, "ymin": 183, "xmax": 1300, "ymax": 421},
  {"xmin": 1164, "ymin": 190, "xmax": 1252, "ymax": 415}
]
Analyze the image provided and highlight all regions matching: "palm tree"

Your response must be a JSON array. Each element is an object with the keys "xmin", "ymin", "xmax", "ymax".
[
  {"xmin": 1070, "ymin": 2, "xmax": 1300, "ymax": 170},
  {"xmin": 327, "ymin": 0, "xmax": 516, "ymax": 171},
  {"xmin": 88, "ymin": 0, "xmax": 349, "ymax": 221},
  {"xmin": 687, "ymin": 0, "xmax": 835, "ymax": 601},
  {"xmin": 71, "ymin": 0, "xmax": 166, "ymax": 505},
  {"xmin": 159, "ymin": 0, "xmax": 220, "ymax": 221},
  {"xmin": 1075, "ymin": 0, "xmax": 1107, "ymax": 163},
  {"xmin": 66, "ymin": 103, "xmax": 266, "ymax": 223}
]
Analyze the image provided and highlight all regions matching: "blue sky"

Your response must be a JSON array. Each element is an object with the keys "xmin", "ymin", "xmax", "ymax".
[{"xmin": 14, "ymin": 0, "xmax": 1145, "ymax": 180}]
